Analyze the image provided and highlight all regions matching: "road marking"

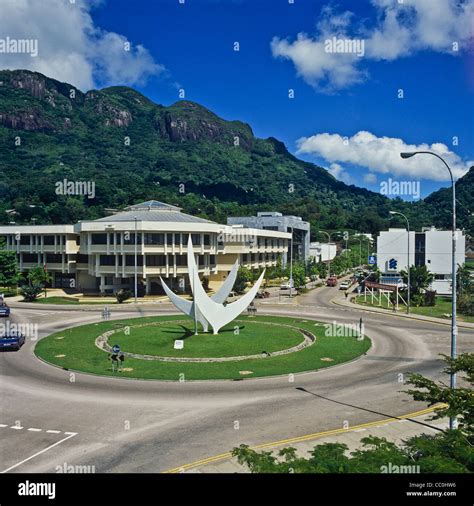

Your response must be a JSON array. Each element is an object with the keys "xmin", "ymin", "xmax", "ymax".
[
  {"xmin": 162, "ymin": 404, "xmax": 447, "ymax": 474},
  {"xmin": 1, "ymin": 432, "xmax": 78, "ymax": 473},
  {"xmin": 10, "ymin": 426, "xmax": 23, "ymax": 430},
  {"xmin": 46, "ymin": 430, "xmax": 61, "ymax": 434},
  {"xmin": 27, "ymin": 428, "xmax": 42, "ymax": 432},
  {"xmin": 0, "ymin": 424, "xmax": 8, "ymax": 428}
]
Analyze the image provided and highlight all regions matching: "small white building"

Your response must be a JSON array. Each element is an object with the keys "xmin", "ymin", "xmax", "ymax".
[
  {"xmin": 309, "ymin": 242, "xmax": 337, "ymax": 263},
  {"xmin": 377, "ymin": 227, "xmax": 465, "ymax": 295}
]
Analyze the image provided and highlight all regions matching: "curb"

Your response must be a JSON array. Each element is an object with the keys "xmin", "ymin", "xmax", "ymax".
[{"xmin": 331, "ymin": 297, "xmax": 474, "ymax": 329}]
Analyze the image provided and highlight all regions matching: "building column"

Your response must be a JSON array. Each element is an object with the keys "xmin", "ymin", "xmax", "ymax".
[
  {"xmin": 146, "ymin": 277, "xmax": 151, "ymax": 295},
  {"xmin": 99, "ymin": 275, "xmax": 105, "ymax": 294}
]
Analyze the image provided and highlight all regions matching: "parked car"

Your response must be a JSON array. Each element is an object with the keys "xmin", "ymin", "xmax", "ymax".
[
  {"xmin": 0, "ymin": 303, "xmax": 10, "ymax": 317},
  {"xmin": 280, "ymin": 280, "xmax": 294, "ymax": 289},
  {"xmin": 339, "ymin": 280, "xmax": 351, "ymax": 290},
  {"xmin": 326, "ymin": 276, "xmax": 337, "ymax": 287},
  {"xmin": 0, "ymin": 332, "xmax": 25, "ymax": 351}
]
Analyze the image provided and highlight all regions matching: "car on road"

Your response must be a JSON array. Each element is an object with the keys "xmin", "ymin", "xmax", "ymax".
[
  {"xmin": 0, "ymin": 302, "xmax": 10, "ymax": 317},
  {"xmin": 326, "ymin": 276, "xmax": 337, "ymax": 287},
  {"xmin": 339, "ymin": 280, "xmax": 351, "ymax": 290},
  {"xmin": 0, "ymin": 332, "xmax": 25, "ymax": 351}
]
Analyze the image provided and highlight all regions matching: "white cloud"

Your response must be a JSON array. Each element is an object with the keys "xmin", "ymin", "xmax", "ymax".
[
  {"xmin": 363, "ymin": 173, "xmax": 378, "ymax": 184},
  {"xmin": 0, "ymin": 0, "xmax": 165, "ymax": 90},
  {"xmin": 297, "ymin": 131, "xmax": 473, "ymax": 182},
  {"xmin": 328, "ymin": 162, "xmax": 355, "ymax": 185},
  {"xmin": 271, "ymin": 0, "xmax": 474, "ymax": 91}
]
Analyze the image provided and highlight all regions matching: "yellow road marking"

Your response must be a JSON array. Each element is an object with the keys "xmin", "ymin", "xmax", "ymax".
[{"xmin": 162, "ymin": 404, "xmax": 447, "ymax": 473}]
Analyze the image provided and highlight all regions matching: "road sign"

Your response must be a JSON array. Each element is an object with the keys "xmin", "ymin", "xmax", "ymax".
[
  {"xmin": 174, "ymin": 340, "xmax": 184, "ymax": 350},
  {"xmin": 112, "ymin": 344, "xmax": 120, "ymax": 353},
  {"xmin": 368, "ymin": 255, "xmax": 376, "ymax": 265}
]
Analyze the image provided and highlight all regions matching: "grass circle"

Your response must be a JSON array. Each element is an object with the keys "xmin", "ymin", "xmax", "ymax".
[
  {"xmin": 35, "ymin": 315, "xmax": 371, "ymax": 381},
  {"xmin": 107, "ymin": 320, "xmax": 305, "ymax": 358}
]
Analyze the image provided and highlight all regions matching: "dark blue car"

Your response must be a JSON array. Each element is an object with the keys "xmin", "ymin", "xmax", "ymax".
[
  {"xmin": 0, "ymin": 332, "xmax": 25, "ymax": 351},
  {"xmin": 0, "ymin": 303, "xmax": 10, "ymax": 317}
]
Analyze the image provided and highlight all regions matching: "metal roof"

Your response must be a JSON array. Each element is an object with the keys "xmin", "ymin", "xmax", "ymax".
[{"xmin": 95, "ymin": 201, "xmax": 216, "ymax": 224}]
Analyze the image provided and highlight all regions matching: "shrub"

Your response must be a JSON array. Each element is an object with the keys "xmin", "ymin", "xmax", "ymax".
[
  {"xmin": 458, "ymin": 294, "xmax": 474, "ymax": 316},
  {"xmin": 115, "ymin": 288, "xmax": 132, "ymax": 304},
  {"xmin": 20, "ymin": 284, "xmax": 43, "ymax": 302},
  {"xmin": 423, "ymin": 290, "xmax": 437, "ymax": 307}
]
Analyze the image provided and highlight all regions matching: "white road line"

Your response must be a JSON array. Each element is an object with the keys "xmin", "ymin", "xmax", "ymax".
[
  {"xmin": 46, "ymin": 430, "xmax": 61, "ymax": 434},
  {"xmin": 353, "ymin": 428, "xmax": 367, "ymax": 432},
  {"xmin": 0, "ymin": 424, "xmax": 7, "ymax": 428},
  {"xmin": 10, "ymin": 426, "xmax": 23, "ymax": 430},
  {"xmin": 1, "ymin": 432, "xmax": 78, "ymax": 473},
  {"xmin": 27, "ymin": 428, "xmax": 42, "ymax": 432}
]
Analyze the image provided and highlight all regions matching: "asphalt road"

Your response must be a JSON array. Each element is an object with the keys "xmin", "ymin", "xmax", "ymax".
[{"xmin": 0, "ymin": 287, "xmax": 472, "ymax": 473}]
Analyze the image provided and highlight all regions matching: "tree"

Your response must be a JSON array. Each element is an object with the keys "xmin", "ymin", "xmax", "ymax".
[
  {"xmin": 0, "ymin": 250, "xmax": 20, "ymax": 288},
  {"xmin": 234, "ymin": 267, "xmax": 252, "ymax": 294},
  {"xmin": 289, "ymin": 262, "xmax": 306, "ymax": 289},
  {"xmin": 232, "ymin": 353, "xmax": 474, "ymax": 473},
  {"xmin": 400, "ymin": 265, "xmax": 434, "ymax": 304},
  {"xmin": 27, "ymin": 266, "xmax": 52, "ymax": 299}
]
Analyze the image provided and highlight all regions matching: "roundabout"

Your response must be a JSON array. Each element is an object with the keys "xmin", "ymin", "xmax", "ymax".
[{"xmin": 34, "ymin": 314, "xmax": 371, "ymax": 381}]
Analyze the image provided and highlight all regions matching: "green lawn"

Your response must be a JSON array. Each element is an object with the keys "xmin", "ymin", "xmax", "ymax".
[
  {"xmin": 110, "ymin": 320, "xmax": 303, "ymax": 358},
  {"xmin": 355, "ymin": 295, "xmax": 473, "ymax": 323},
  {"xmin": 34, "ymin": 315, "xmax": 371, "ymax": 381}
]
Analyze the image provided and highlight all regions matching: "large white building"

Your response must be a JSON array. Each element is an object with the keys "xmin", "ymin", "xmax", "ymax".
[
  {"xmin": 0, "ymin": 201, "xmax": 291, "ymax": 295},
  {"xmin": 377, "ymin": 227, "xmax": 466, "ymax": 295},
  {"xmin": 309, "ymin": 242, "xmax": 337, "ymax": 263}
]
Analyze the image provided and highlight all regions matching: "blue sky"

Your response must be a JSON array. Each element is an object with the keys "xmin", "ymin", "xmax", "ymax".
[{"xmin": 2, "ymin": 0, "xmax": 473, "ymax": 199}]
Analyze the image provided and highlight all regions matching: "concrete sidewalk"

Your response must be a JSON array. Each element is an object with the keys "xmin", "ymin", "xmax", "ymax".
[
  {"xmin": 332, "ymin": 293, "xmax": 474, "ymax": 330},
  {"xmin": 171, "ymin": 408, "xmax": 447, "ymax": 473}
]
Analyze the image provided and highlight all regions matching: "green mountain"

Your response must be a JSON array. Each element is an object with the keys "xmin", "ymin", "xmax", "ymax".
[{"xmin": 0, "ymin": 69, "xmax": 471, "ymax": 236}]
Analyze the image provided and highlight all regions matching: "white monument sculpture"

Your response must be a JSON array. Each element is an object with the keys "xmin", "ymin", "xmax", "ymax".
[{"xmin": 161, "ymin": 237, "xmax": 265, "ymax": 334}]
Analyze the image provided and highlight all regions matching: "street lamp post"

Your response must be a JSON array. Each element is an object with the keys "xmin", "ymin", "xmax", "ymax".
[
  {"xmin": 319, "ymin": 231, "xmax": 339, "ymax": 278},
  {"xmin": 134, "ymin": 216, "xmax": 138, "ymax": 304},
  {"xmin": 401, "ymin": 151, "xmax": 457, "ymax": 429},
  {"xmin": 288, "ymin": 226, "xmax": 294, "ymax": 297},
  {"xmin": 389, "ymin": 211, "xmax": 411, "ymax": 314}
]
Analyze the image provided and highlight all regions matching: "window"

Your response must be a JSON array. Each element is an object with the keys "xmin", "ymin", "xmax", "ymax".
[
  {"xmin": 23, "ymin": 253, "xmax": 37, "ymax": 263},
  {"xmin": 20, "ymin": 235, "xmax": 30, "ymax": 245},
  {"xmin": 176, "ymin": 255, "xmax": 186, "ymax": 266},
  {"xmin": 123, "ymin": 233, "xmax": 142, "ymax": 245},
  {"xmin": 144, "ymin": 233, "xmax": 164, "ymax": 245},
  {"xmin": 204, "ymin": 234, "xmax": 210, "ymax": 246},
  {"xmin": 125, "ymin": 255, "xmax": 143, "ymax": 266},
  {"xmin": 43, "ymin": 235, "xmax": 55, "ymax": 245},
  {"xmin": 145, "ymin": 255, "xmax": 166, "ymax": 267},
  {"xmin": 109, "ymin": 234, "xmax": 114, "ymax": 245},
  {"xmin": 100, "ymin": 255, "xmax": 115, "ymax": 266},
  {"xmin": 77, "ymin": 254, "xmax": 88, "ymax": 264},
  {"xmin": 91, "ymin": 234, "xmax": 107, "ymax": 245},
  {"xmin": 166, "ymin": 233, "xmax": 173, "ymax": 246},
  {"xmin": 191, "ymin": 234, "xmax": 201, "ymax": 246},
  {"xmin": 46, "ymin": 254, "xmax": 62, "ymax": 263},
  {"xmin": 209, "ymin": 255, "xmax": 216, "ymax": 265}
]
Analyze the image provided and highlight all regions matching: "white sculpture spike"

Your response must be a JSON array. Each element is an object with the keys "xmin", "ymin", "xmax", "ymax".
[
  {"xmin": 192, "ymin": 266, "xmax": 265, "ymax": 334},
  {"xmin": 160, "ymin": 237, "xmax": 240, "ymax": 333}
]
